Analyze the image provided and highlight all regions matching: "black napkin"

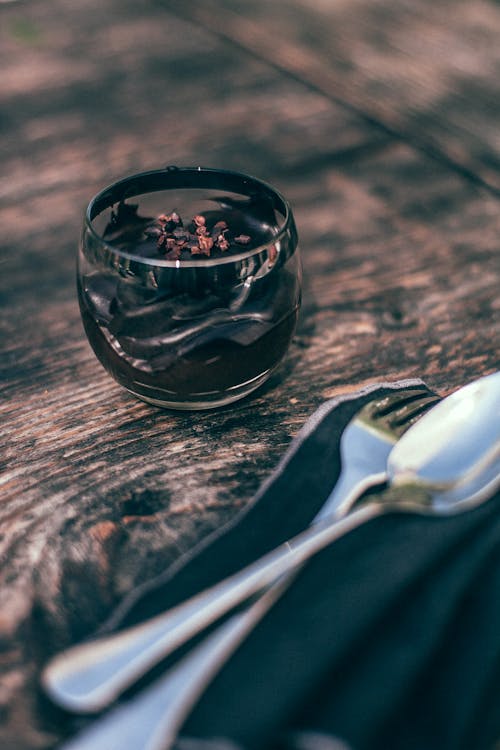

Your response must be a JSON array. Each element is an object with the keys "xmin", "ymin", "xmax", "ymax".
[{"xmin": 98, "ymin": 380, "xmax": 500, "ymax": 750}]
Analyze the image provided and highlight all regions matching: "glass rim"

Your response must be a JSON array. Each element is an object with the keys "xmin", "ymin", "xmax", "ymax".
[{"xmin": 84, "ymin": 166, "xmax": 296, "ymax": 269}]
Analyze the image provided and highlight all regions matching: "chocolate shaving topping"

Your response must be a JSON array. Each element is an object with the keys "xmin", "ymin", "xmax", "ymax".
[
  {"xmin": 217, "ymin": 234, "xmax": 230, "ymax": 252},
  {"xmin": 213, "ymin": 220, "xmax": 228, "ymax": 232},
  {"xmin": 234, "ymin": 234, "xmax": 251, "ymax": 245},
  {"xmin": 151, "ymin": 212, "xmax": 255, "ymax": 258},
  {"xmin": 108, "ymin": 202, "xmax": 257, "ymax": 259},
  {"xmin": 173, "ymin": 227, "xmax": 189, "ymax": 241},
  {"xmin": 197, "ymin": 235, "xmax": 214, "ymax": 254}
]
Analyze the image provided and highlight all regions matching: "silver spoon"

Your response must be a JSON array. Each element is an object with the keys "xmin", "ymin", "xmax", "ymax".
[
  {"xmin": 43, "ymin": 373, "xmax": 500, "ymax": 716},
  {"xmin": 56, "ymin": 371, "xmax": 500, "ymax": 750}
]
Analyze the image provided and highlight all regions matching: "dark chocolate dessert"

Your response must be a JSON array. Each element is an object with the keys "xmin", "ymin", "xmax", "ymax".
[{"xmin": 78, "ymin": 181, "xmax": 300, "ymax": 408}]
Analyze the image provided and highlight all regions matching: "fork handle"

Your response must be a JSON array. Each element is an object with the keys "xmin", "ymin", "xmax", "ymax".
[
  {"xmin": 43, "ymin": 502, "xmax": 382, "ymax": 714},
  {"xmin": 57, "ymin": 582, "xmax": 290, "ymax": 750}
]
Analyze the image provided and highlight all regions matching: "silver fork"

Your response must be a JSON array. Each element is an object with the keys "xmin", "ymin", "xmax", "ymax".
[{"xmin": 45, "ymin": 383, "xmax": 439, "ymax": 727}]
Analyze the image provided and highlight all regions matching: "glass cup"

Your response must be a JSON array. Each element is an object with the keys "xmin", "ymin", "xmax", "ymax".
[{"xmin": 77, "ymin": 166, "xmax": 301, "ymax": 409}]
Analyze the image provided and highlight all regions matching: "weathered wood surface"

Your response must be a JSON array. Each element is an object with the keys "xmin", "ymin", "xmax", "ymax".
[
  {"xmin": 168, "ymin": 0, "xmax": 500, "ymax": 194},
  {"xmin": 0, "ymin": 0, "xmax": 499, "ymax": 748}
]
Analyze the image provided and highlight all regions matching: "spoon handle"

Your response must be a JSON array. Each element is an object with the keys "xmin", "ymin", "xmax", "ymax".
[
  {"xmin": 43, "ymin": 503, "xmax": 382, "ymax": 713},
  {"xmin": 57, "ymin": 584, "xmax": 288, "ymax": 750}
]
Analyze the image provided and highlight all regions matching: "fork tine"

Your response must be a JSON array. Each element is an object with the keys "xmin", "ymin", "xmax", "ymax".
[
  {"xmin": 320, "ymin": 389, "xmax": 439, "ymax": 521},
  {"xmin": 388, "ymin": 394, "xmax": 441, "ymax": 428},
  {"xmin": 371, "ymin": 388, "xmax": 433, "ymax": 417},
  {"xmin": 356, "ymin": 389, "xmax": 441, "ymax": 442}
]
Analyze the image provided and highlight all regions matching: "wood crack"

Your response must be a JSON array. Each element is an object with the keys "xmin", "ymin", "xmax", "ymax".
[{"xmin": 157, "ymin": 0, "xmax": 500, "ymax": 199}]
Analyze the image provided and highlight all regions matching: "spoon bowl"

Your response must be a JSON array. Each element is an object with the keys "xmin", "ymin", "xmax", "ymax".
[{"xmin": 388, "ymin": 371, "xmax": 500, "ymax": 509}]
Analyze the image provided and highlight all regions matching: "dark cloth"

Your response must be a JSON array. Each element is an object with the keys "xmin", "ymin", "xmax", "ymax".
[{"xmin": 99, "ymin": 381, "xmax": 500, "ymax": 750}]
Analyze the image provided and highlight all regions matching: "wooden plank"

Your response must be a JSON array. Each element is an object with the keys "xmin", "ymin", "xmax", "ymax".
[
  {"xmin": 0, "ymin": 0, "xmax": 499, "ymax": 748},
  {"xmin": 163, "ymin": 0, "xmax": 500, "ymax": 193}
]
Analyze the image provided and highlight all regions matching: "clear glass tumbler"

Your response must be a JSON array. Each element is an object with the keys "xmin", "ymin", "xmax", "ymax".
[{"xmin": 77, "ymin": 166, "xmax": 301, "ymax": 409}]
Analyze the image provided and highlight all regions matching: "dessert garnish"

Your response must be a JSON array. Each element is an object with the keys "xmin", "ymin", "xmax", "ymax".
[{"xmin": 104, "ymin": 201, "xmax": 259, "ymax": 261}]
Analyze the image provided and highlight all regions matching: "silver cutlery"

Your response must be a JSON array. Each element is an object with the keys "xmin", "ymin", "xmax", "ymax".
[
  {"xmin": 55, "ymin": 371, "xmax": 500, "ymax": 750},
  {"xmin": 57, "ymin": 585, "xmax": 288, "ymax": 750},
  {"xmin": 42, "ymin": 383, "xmax": 440, "ymax": 712}
]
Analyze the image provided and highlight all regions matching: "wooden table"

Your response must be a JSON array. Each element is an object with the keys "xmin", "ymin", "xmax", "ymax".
[{"xmin": 1, "ymin": 1, "xmax": 499, "ymax": 747}]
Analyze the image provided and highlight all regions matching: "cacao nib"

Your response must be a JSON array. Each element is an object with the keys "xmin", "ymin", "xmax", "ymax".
[{"xmin": 106, "ymin": 202, "xmax": 264, "ymax": 260}]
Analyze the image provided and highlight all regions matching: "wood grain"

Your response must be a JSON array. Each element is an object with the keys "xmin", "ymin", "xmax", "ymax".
[
  {"xmin": 165, "ymin": 0, "xmax": 500, "ymax": 193},
  {"xmin": 0, "ymin": 0, "xmax": 499, "ymax": 748}
]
